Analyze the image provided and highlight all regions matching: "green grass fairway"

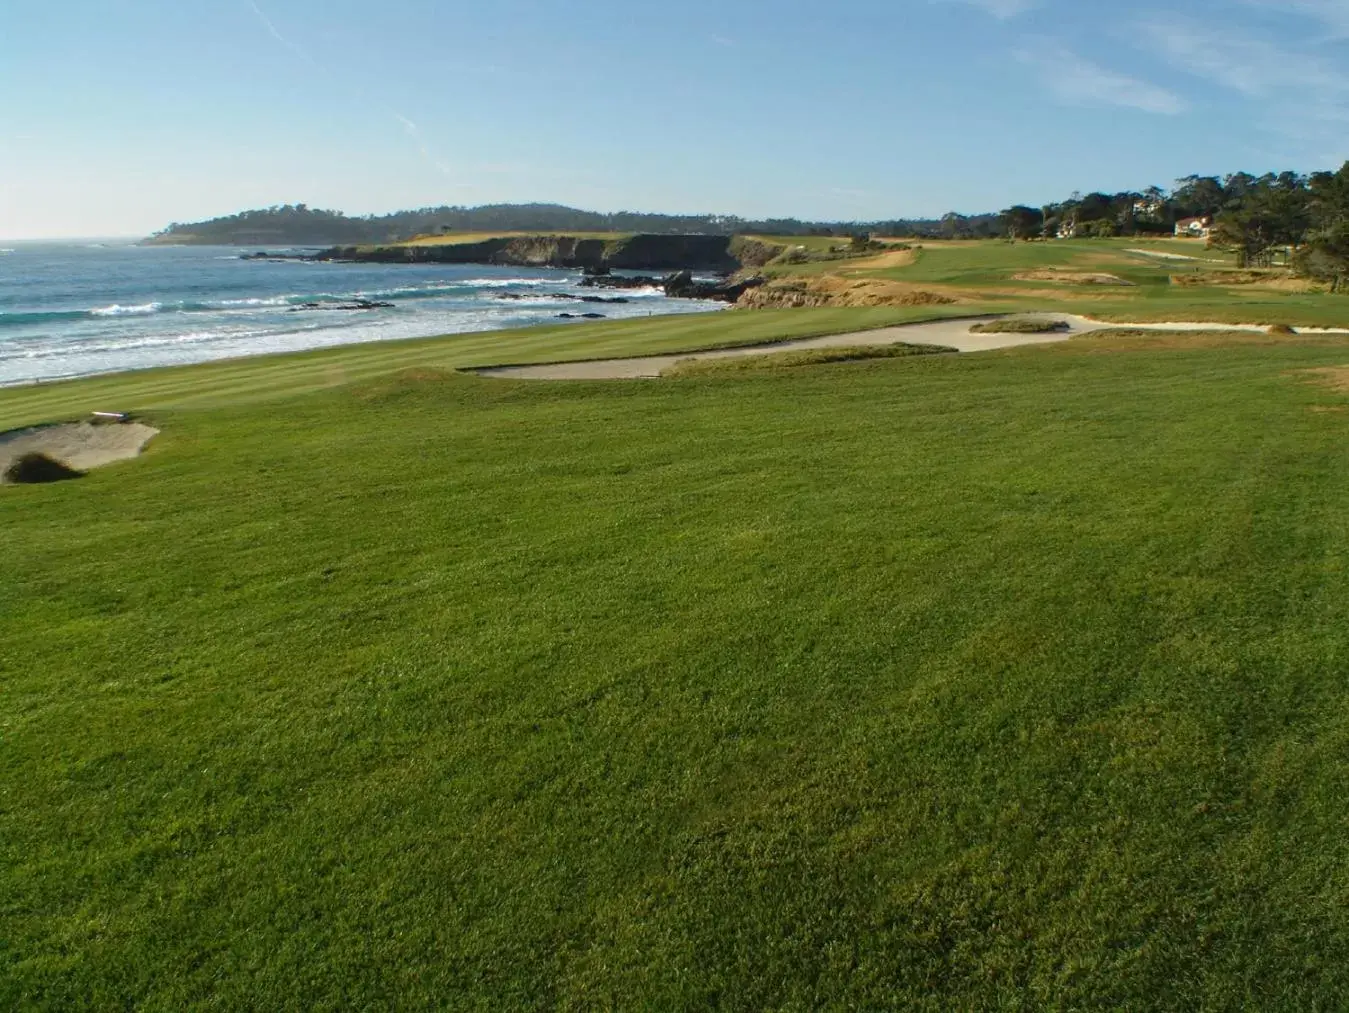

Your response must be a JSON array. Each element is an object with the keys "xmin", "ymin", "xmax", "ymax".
[
  {"xmin": 877, "ymin": 239, "xmax": 1211, "ymax": 286},
  {"xmin": 0, "ymin": 306, "xmax": 977, "ymax": 431},
  {"xmin": 767, "ymin": 237, "xmax": 1349, "ymax": 329},
  {"xmin": 6, "ymin": 330, "xmax": 1349, "ymax": 1007},
  {"xmin": 742, "ymin": 234, "xmax": 844, "ymax": 254}
]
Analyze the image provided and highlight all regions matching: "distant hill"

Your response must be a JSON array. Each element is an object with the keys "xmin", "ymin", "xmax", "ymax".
[{"xmin": 143, "ymin": 203, "xmax": 990, "ymax": 246}]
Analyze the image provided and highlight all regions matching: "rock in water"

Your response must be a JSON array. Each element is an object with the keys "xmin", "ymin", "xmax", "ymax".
[{"xmin": 662, "ymin": 271, "xmax": 766, "ymax": 303}]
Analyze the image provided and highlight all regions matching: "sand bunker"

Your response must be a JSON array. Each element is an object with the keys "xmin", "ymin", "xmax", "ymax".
[
  {"xmin": 476, "ymin": 316, "xmax": 1073, "ymax": 380},
  {"xmin": 475, "ymin": 314, "xmax": 1349, "ymax": 381},
  {"xmin": 0, "ymin": 421, "xmax": 158, "ymax": 483},
  {"xmin": 1013, "ymin": 269, "xmax": 1133, "ymax": 286},
  {"xmin": 843, "ymin": 247, "xmax": 919, "ymax": 271},
  {"xmin": 1126, "ymin": 248, "xmax": 1200, "ymax": 261}
]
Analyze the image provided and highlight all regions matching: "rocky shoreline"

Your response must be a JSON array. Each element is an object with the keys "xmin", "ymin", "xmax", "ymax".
[
  {"xmin": 580, "ymin": 270, "xmax": 764, "ymax": 304},
  {"xmin": 240, "ymin": 238, "xmax": 769, "ymax": 304},
  {"xmin": 313, "ymin": 234, "xmax": 746, "ymax": 272}
]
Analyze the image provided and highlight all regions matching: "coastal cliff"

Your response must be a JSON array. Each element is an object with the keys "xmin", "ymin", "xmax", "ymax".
[{"xmin": 318, "ymin": 234, "xmax": 778, "ymax": 274}]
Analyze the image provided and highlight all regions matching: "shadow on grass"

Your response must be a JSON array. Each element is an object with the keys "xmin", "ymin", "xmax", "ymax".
[{"xmin": 3, "ymin": 452, "xmax": 84, "ymax": 484}]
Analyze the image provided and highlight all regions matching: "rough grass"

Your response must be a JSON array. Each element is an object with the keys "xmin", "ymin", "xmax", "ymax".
[
  {"xmin": 1170, "ymin": 269, "xmax": 1280, "ymax": 287},
  {"xmin": 662, "ymin": 342, "xmax": 952, "ymax": 376},
  {"xmin": 737, "ymin": 276, "xmax": 962, "ymax": 310},
  {"xmin": 5, "ymin": 332, "xmax": 1349, "ymax": 1007},
  {"xmin": 1079, "ymin": 329, "xmax": 1308, "ymax": 350},
  {"xmin": 741, "ymin": 234, "xmax": 841, "ymax": 254},
  {"xmin": 971, "ymin": 318, "xmax": 1072, "ymax": 334}
]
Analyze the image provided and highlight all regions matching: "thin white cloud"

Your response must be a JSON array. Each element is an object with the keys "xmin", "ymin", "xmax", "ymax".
[
  {"xmin": 1139, "ymin": 14, "xmax": 1349, "ymax": 144},
  {"xmin": 1018, "ymin": 49, "xmax": 1187, "ymax": 115},
  {"xmin": 1140, "ymin": 16, "xmax": 1349, "ymax": 98},
  {"xmin": 711, "ymin": 35, "xmax": 735, "ymax": 48},
  {"xmin": 1239, "ymin": 0, "xmax": 1349, "ymax": 37},
  {"xmin": 244, "ymin": 0, "xmax": 316, "ymax": 67},
  {"xmin": 242, "ymin": 2, "xmax": 460, "ymax": 179},
  {"xmin": 244, "ymin": 0, "xmax": 284, "ymax": 43},
  {"xmin": 388, "ymin": 112, "xmax": 460, "ymax": 179},
  {"xmin": 939, "ymin": 0, "xmax": 1042, "ymax": 19}
]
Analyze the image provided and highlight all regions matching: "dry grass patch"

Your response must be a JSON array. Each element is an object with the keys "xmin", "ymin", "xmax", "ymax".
[
  {"xmin": 1078, "ymin": 330, "xmax": 1301, "ymax": 352},
  {"xmin": 970, "ymin": 318, "xmax": 1071, "ymax": 335},
  {"xmin": 1295, "ymin": 366, "xmax": 1349, "ymax": 394},
  {"xmin": 737, "ymin": 275, "xmax": 959, "ymax": 310},
  {"xmin": 1170, "ymin": 270, "xmax": 1320, "ymax": 293}
]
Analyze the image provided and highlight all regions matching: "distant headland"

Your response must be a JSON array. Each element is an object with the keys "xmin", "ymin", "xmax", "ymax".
[{"xmin": 140, "ymin": 202, "xmax": 977, "ymax": 248}]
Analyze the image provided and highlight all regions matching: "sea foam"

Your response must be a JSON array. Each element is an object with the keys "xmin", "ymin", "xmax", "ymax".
[{"xmin": 90, "ymin": 302, "xmax": 162, "ymax": 317}]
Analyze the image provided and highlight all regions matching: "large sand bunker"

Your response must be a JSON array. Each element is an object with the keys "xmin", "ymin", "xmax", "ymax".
[
  {"xmin": 1013, "ymin": 269, "xmax": 1133, "ymax": 286},
  {"xmin": 0, "ymin": 421, "xmax": 158, "ymax": 483},
  {"xmin": 475, "ymin": 315, "xmax": 1349, "ymax": 381}
]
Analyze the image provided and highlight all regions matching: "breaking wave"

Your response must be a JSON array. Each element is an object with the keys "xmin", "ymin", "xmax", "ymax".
[
  {"xmin": 0, "ymin": 248, "xmax": 725, "ymax": 385},
  {"xmin": 0, "ymin": 282, "xmax": 580, "ymax": 330}
]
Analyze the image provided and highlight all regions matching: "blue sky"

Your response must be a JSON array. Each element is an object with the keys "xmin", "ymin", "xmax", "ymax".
[{"xmin": 2, "ymin": 0, "xmax": 1348, "ymax": 238}]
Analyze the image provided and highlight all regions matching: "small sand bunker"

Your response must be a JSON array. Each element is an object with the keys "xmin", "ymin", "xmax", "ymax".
[
  {"xmin": 0, "ymin": 421, "xmax": 158, "ymax": 484},
  {"xmin": 1126, "ymin": 248, "xmax": 1201, "ymax": 262},
  {"xmin": 842, "ymin": 247, "xmax": 919, "ymax": 271},
  {"xmin": 1013, "ymin": 269, "xmax": 1133, "ymax": 286}
]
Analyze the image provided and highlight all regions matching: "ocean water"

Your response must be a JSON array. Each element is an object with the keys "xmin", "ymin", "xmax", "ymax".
[{"xmin": 0, "ymin": 241, "xmax": 725, "ymax": 385}]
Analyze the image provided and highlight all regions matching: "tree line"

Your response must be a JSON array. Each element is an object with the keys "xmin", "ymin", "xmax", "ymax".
[
  {"xmin": 995, "ymin": 162, "xmax": 1349, "ymax": 288},
  {"xmin": 149, "ymin": 162, "xmax": 1349, "ymax": 290},
  {"xmin": 152, "ymin": 202, "xmax": 1004, "ymax": 246},
  {"xmin": 150, "ymin": 202, "xmax": 909, "ymax": 246}
]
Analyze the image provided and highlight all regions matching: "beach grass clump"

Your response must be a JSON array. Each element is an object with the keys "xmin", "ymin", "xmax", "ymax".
[
  {"xmin": 663, "ymin": 342, "xmax": 951, "ymax": 377},
  {"xmin": 2, "ymin": 451, "xmax": 82, "ymax": 484},
  {"xmin": 970, "ymin": 318, "xmax": 1072, "ymax": 334}
]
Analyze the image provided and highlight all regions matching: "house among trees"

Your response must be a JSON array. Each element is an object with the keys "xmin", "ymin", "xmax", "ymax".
[
  {"xmin": 1133, "ymin": 197, "xmax": 1165, "ymax": 220},
  {"xmin": 1175, "ymin": 216, "xmax": 1213, "ymax": 239}
]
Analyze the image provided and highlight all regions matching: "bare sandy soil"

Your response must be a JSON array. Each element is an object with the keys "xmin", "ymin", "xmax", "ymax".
[
  {"xmin": 1013, "ymin": 270, "xmax": 1133, "ymax": 285},
  {"xmin": 0, "ymin": 422, "xmax": 158, "ymax": 480},
  {"xmin": 477, "ymin": 314, "xmax": 1349, "ymax": 381},
  {"xmin": 1126, "ymin": 248, "xmax": 1202, "ymax": 261}
]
